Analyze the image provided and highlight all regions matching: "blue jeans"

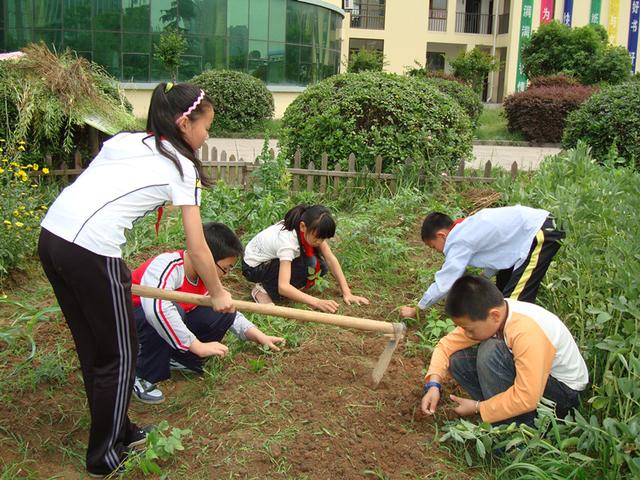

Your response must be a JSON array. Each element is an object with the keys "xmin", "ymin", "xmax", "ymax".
[{"xmin": 449, "ymin": 338, "xmax": 580, "ymax": 425}]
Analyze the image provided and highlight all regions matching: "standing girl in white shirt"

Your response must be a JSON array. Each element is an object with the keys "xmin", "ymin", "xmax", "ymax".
[
  {"xmin": 242, "ymin": 204, "xmax": 369, "ymax": 313},
  {"xmin": 38, "ymin": 82, "xmax": 233, "ymax": 477}
]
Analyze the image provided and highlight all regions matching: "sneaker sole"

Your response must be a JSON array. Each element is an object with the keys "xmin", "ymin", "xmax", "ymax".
[
  {"xmin": 126, "ymin": 437, "xmax": 148, "ymax": 449},
  {"xmin": 132, "ymin": 392, "xmax": 165, "ymax": 405}
]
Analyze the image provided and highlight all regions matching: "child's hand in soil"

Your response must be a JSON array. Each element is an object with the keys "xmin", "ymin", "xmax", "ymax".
[
  {"xmin": 343, "ymin": 292, "xmax": 370, "ymax": 306},
  {"xmin": 449, "ymin": 394, "xmax": 479, "ymax": 417},
  {"xmin": 314, "ymin": 298, "xmax": 340, "ymax": 313},
  {"xmin": 421, "ymin": 387, "xmax": 441, "ymax": 415},
  {"xmin": 189, "ymin": 339, "xmax": 229, "ymax": 358},
  {"xmin": 400, "ymin": 306, "xmax": 417, "ymax": 319},
  {"xmin": 258, "ymin": 334, "xmax": 286, "ymax": 352}
]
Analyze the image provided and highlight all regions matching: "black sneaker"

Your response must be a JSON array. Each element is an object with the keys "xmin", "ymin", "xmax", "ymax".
[{"xmin": 125, "ymin": 424, "xmax": 154, "ymax": 449}]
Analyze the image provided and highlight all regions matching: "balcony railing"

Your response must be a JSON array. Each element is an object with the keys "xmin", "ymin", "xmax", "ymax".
[
  {"xmin": 428, "ymin": 8, "xmax": 447, "ymax": 32},
  {"xmin": 498, "ymin": 13, "xmax": 510, "ymax": 34},
  {"xmin": 455, "ymin": 12, "xmax": 493, "ymax": 34}
]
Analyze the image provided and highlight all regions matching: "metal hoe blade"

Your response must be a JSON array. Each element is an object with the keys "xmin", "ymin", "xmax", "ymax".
[{"xmin": 371, "ymin": 322, "xmax": 406, "ymax": 387}]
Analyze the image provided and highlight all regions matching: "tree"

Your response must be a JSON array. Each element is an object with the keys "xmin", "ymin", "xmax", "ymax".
[
  {"xmin": 154, "ymin": 27, "xmax": 187, "ymax": 81},
  {"xmin": 346, "ymin": 49, "xmax": 385, "ymax": 73},
  {"xmin": 522, "ymin": 21, "xmax": 631, "ymax": 85},
  {"xmin": 448, "ymin": 47, "xmax": 498, "ymax": 95}
]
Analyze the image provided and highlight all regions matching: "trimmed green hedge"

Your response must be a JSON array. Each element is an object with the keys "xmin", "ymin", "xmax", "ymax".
[
  {"xmin": 563, "ymin": 81, "xmax": 640, "ymax": 167},
  {"xmin": 279, "ymin": 72, "xmax": 472, "ymax": 173},
  {"xmin": 190, "ymin": 69, "xmax": 274, "ymax": 132},
  {"xmin": 422, "ymin": 77, "xmax": 483, "ymax": 126}
]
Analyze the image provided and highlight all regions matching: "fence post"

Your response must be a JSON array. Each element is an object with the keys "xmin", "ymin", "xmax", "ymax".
[
  {"xmin": 229, "ymin": 154, "xmax": 237, "ymax": 185},
  {"xmin": 333, "ymin": 164, "xmax": 341, "ymax": 192},
  {"xmin": 292, "ymin": 148, "xmax": 301, "ymax": 191},
  {"xmin": 347, "ymin": 153, "xmax": 356, "ymax": 190},
  {"xmin": 484, "ymin": 160, "xmax": 492, "ymax": 181},
  {"xmin": 457, "ymin": 158, "xmax": 465, "ymax": 178},
  {"xmin": 510, "ymin": 161, "xmax": 518, "ymax": 182},
  {"xmin": 320, "ymin": 153, "xmax": 328, "ymax": 193},
  {"xmin": 306, "ymin": 161, "xmax": 315, "ymax": 191},
  {"xmin": 220, "ymin": 150, "xmax": 227, "ymax": 183}
]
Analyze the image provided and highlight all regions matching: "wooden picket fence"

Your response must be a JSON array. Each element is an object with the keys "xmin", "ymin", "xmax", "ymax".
[{"xmin": 46, "ymin": 145, "xmax": 519, "ymax": 191}]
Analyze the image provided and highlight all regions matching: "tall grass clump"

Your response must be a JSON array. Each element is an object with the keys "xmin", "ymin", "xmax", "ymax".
[{"xmin": 442, "ymin": 142, "xmax": 640, "ymax": 479}]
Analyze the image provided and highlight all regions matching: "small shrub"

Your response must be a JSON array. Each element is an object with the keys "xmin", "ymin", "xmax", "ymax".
[
  {"xmin": 280, "ymin": 71, "xmax": 472, "ymax": 174},
  {"xmin": 503, "ymin": 85, "xmax": 597, "ymax": 143},
  {"xmin": 190, "ymin": 69, "xmax": 274, "ymax": 132},
  {"xmin": 448, "ymin": 47, "xmax": 498, "ymax": 95},
  {"xmin": 563, "ymin": 81, "xmax": 640, "ymax": 167},
  {"xmin": 422, "ymin": 77, "xmax": 483, "ymax": 126},
  {"xmin": 346, "ymin": 49, "xmax": 385, "ymax": 73},
  {"xmin": 529, "ymin": 74, "xmax": 579, "ymax": 88}
]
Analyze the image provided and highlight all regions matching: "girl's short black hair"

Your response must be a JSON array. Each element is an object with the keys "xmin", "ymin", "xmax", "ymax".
[
  {"xmin": 203, "ymin": 222, "xmax": 243, "ymax": 261},
  {"xmin": 421, "ymin": 212, "xmax": 454, "ymax": 241},
  {"xmin": 445, "ymin": 275, "xmax": 504, "ymax": 321},
  {"xmin": 146, "ymin": 82, "xmax": 213, "ymax": 186},
  {"xmin": 282, "ymin": 204, "xmax": 336, "ymax": 239}
]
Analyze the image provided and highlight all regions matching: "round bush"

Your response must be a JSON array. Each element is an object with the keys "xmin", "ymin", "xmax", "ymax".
[
  {"xmin": 190, "ymin": 69, "xmax": 274, "ymax": 132},
  {"xmin": 503, "ymin": 85, "xmax": 597, "ymax": 143},
  {"xmin": 563, "ymin": 81, "xmax": 640, "ymax": 167},
  {"xmin": 280, "ymin": 72, "xmax": 472, "ymax": 173},
  {"xmin": 422, "ymin": 77, "xmax": 483, "ymax": 126}
]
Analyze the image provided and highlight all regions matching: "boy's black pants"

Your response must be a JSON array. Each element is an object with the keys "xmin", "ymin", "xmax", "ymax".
[
  {"xmin": 242, "ymin": 255, "xmax": 328, "ymax": 301},
  {"xmin": 38, "ymin": 228, "xmax": 138, "ymax": 475},
  {"xmin": 496, "ymin": 216, "xmax": 565, "ymax": 303},
  {"xmin": 134, "ymin": 305, "xmax": 235, "ymax": 384}
]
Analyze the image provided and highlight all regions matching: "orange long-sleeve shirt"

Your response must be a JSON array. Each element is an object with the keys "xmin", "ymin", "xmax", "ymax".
[{"xmin": 425, "ymin": 299, "xmax": 588, "ymax": 423}]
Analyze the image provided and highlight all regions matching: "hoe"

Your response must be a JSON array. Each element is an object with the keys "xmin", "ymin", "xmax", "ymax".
[{"xmin": 132, "ymin": 284, "xmax": 406, "ymax": 387}]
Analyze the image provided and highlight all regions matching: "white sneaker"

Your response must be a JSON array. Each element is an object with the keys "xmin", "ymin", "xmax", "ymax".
[
  {"xmin": 251, "ymin": 283, "xmax": 274, "ymax": 304},
  {"xmin": 133, "ymin": 377, "xmax": 164, "ymax": 404}
]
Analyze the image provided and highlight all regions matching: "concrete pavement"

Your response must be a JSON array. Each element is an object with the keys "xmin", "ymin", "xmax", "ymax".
[{"xmin": 205, "ymin": 138, "xmax": 561, "ymax": 171}]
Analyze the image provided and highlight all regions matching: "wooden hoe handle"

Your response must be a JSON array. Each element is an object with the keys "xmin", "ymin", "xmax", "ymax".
[{"xmin": 131, "ymin": 284, "xmax": 396, "ymax": 334}]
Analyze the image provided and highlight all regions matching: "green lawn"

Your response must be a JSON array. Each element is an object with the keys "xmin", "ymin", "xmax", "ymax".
[{"xmin": 474, "ymin": 107, "xmax": 525, "ymax": 142}]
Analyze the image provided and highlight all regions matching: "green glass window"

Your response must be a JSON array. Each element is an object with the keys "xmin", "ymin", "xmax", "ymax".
[
  {"xmin": 123, "ymin": 0, "xmax": 150, "ymax": 33},
  {"xmin": 33, "ymin": 29, "xmax": 62, "ymax": 50},
  {"xmin": 285, "ymin": 1, "xmax": 301, "ymax": 44},
  {"xmin": 123, "ymin": 53, "xmax": 149, "ymax": 82},
  {"xmin": 203, "ymin": 36, "xmax": 227, "ymax": 70},
  {"xmin": 93, "ymin": 31, "xmax": 121, "ymax": 77},
  {"xmin": 93, "ymin": 0, "xmax": 121, "ymax": 31},
  {"xmin": 6, "ymin": 0, "xmax": 34, "ymax": 30},
  {"xmin": 64, "ymin": 29, "xmax": 91, "ymax": 52},
  {"xmin": 299, "ymin": 3, "xmax": 316, "ymax": 45},
  {"xmin": 248, "ymin": 38, "xmax": 267, "ymax": 80},
  {"xmin": 4, "ymin": 29, "xmax": 33, "ymax": 51},
  {"xmin": 248, "ymin": 0, "xmax": 268, "ymax": 41},
  {"xmin": 228, "ymin": 24, "xmax": 248, "ymax": 70},
  {"xmin": 151, "ymin": 0, "xmax": 174, "ymax": 32},
  {"xmin": 269, "ymin": 0, "xmax": 285, "ymax": 43},
  {"xmin": 285, "ymin": 44, "xmax": 300, "ymax": 84},
  {"xmin": 123, "ymin": 33, "xmax": 149, "ymax": 53},
  {"xmin": 178, "ymin": 55, "xmax": 202, "ymax": 81},
  {"xmin": 63, "ymin": 0, "xmax": 91, "ymax": 30},
  {"xmin": 268, "ymin": 40, "xmax": 285, "ymax": 83},
  {"xmin": 34, "ymin": 0, "xmax": 62, "ymax": 29}
]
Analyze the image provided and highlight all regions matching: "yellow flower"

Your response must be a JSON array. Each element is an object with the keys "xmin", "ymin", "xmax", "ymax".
[
  {"xmin": 19, "ymin": 206, "xmax": 25, "ymax": 210},
  {"xmin": 0, "ymin": 138, "xmax": 5, "ymax": 142},
  {"xmin": 0, "ymin": 167, "xmax": 4, "ymax": 174},
  {"xmin": 32, "ymin": 164, "xmax": 39, "ymax": 171},
  {"xmin": 14, "ymin": 222, "xmax": 24, "ymax": 227},
  {"xmin": 40, "ymin": 205, "xmax": 48, "ymax": 210},
  {"xmin": 17, "ymin": 140, "xmax": 25, "ymax": 145},
  {"xmin": 3, "ymin": 220, "xmax": 11, "ymax": 225},
  {"xmin": 17, "ymin": 145, "xmax": 25, "ymax": 151},
  {"xmin": 42, "ymin": 167, "xmax": 50, "ymax": 174}
]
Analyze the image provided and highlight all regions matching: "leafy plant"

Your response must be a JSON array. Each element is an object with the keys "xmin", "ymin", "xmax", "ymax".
[
  {"xmin": 248, "ymin": 358, "xmax": 267, "ymax": 373},
  {"xmin": 448, "ymin": 48, "xmax": 498, "ymax": 95},
  {"xmin": 421, "ymin": 77, "xmax": 483, "ymax": 126},
  {"xmin": 522, "ymin": 22, "xmax": 631, "ymax": 86},
  {"xmin": 346, "ymin": 49, "xmax": 386, "ymax": 73},
  {"xmin": 123, "ymin": 421, "xmax": 191, "ymax": 476},
  {"xmin": 279, "ymin": 71, "xmax": 472, "ymax": 174},
  {"xmin": 190, "ymin": 69, "xmax": 274, "ymax": 132},
  {"xmin": 153, "ymin": 27, "xmax": 187, "ymax": 82},
  {"xmin": 562, "ymin": 81, "xmax": 640, "ymax": 168}
]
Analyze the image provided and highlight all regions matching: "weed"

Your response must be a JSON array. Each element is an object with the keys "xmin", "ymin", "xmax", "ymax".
[{"xmin": 248, "ymin": 358, "xmax": 267, "ymax": 373}]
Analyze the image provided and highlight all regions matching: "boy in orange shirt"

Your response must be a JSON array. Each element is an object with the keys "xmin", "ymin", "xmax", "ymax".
[{"xmin": 421, "ymin": 275, "xmax": 588, "ymax": 425}]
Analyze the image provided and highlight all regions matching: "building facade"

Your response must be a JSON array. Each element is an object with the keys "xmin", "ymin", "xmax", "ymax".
[
  {"xmin": 341, "ymin": 0, "xmax": 639, "ymax": 102},
  {"xmin": 0, "ymin": 0, "xmax": 344, "ymax": 116}
]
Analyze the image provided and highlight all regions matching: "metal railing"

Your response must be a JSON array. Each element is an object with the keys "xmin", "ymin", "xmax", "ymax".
[
  {"xmin": 498, "ymin": 13, "xmax": 510, "ymax": 34},
  {"xmin": 428, "ymin": 8, "xmax": 447, "ymax": 32},
  {"xmin": 455, "ymin": 12, "xmax": 494, "ymax": 34}
]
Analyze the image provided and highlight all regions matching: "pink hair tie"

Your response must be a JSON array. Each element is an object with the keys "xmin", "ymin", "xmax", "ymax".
[{"xmin": 176, "ymin": 89, "xmax": 205, "ymax": 124}]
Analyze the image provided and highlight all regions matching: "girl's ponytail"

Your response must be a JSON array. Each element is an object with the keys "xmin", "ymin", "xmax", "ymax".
[
  {"xmin": 146, "ymin": 82, "xmax": 213, "ymax": 187},
  {"xmin": 282, "ymin": 204, "xmax": 336, "ymax": 239}
]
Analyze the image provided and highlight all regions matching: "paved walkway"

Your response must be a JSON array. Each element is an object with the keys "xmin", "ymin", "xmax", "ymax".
[{"xmin": 206, "ymin": 138, "xmax": 561, "ymax": 171}]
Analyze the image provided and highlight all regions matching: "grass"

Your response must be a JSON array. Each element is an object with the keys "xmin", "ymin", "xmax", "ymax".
[{"xmin": 474, "ymin": 107, "xmax": 525, "ymax": 142}]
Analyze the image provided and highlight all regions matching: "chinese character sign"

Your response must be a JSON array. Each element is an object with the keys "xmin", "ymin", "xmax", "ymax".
[
  {"xmin": 590, "ymin": 0, "xmax": 602, "ymax": 25},
  {"xmin": 629, "ymin": 0, "xmax": 640, "ymax": 72},
  {"xmin": 563, "ymin": 0, "xmax": 573, "ymax": 26},
  {"xmin": 540, "ymin": 0, "xmax": 554, "ymax": 24},
  {"xmin": 608, "ymin": 0, "xmax": 620, "ymax": 44},
  {"xmin": 516, "ymin": 0, "xmax": 534, "ymax": 92}
]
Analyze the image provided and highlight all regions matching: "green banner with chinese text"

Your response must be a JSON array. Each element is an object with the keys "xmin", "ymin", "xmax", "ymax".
[{"xmin": 515, "ymin": 0, "xmax": 534, "ymax": 92}]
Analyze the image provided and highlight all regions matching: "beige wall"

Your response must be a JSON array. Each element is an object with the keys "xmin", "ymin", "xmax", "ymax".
[{"xmin": 123, "ymin": 86, "xmax": 302, "ymax": 121}]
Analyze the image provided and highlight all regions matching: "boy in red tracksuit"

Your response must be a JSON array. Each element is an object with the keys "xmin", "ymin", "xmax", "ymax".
[{"xmin": 131, "ymin": 222, "xmax": 284, "ymax": 403}]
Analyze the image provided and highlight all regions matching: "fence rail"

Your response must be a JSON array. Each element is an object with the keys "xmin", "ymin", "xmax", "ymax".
[{"xmin": 46, "ymin": 146, "xmax": 519, "ymax": 193}]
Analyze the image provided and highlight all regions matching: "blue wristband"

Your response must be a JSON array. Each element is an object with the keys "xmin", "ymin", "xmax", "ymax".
[{"xmin": 423, "ymin": 381, "xmax": 442, "ymax": 394}]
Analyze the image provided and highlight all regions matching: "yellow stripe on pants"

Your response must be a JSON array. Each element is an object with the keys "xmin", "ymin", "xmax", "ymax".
[{"xmin": 510, "ymin": 229, "xmax": 545, "ymax": 299}]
